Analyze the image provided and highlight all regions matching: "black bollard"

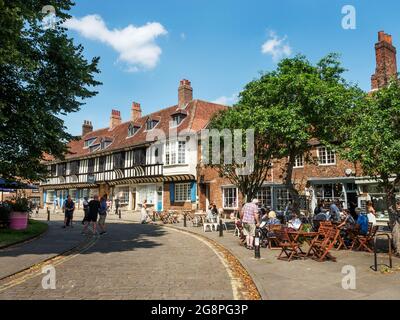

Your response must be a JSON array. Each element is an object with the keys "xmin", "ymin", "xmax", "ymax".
[
  {"xmin": 254, "ymin": 228, "xmax": 261, "ymax": 259},
  {"xmin": 119, "ymin": 209, "xmax": 122, "ymax": 219},
  {"xmin": 184, "ymin": 214, "xmax": 187, "ymax": 227},
  {"xmin": 219, "ymin": 218, "xmax": 223, "ymax": 237},
  {"xmin": 47, "ymin": 207, "xmax": 50, "ymax": 221}
]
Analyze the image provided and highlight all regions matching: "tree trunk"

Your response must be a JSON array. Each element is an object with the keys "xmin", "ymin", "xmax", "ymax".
[
  {"xmin": 383, "ymin": 178, "xmax": 400, "ymax": 255},
  {"xmin": 284, "ymin": 152, "xmax": 301, "ymax": 215}
]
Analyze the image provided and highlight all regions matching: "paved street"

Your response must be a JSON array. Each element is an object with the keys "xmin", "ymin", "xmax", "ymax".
[{"xmin": 0, "ymin": 216, "xmax": 241, "ymax": 300}]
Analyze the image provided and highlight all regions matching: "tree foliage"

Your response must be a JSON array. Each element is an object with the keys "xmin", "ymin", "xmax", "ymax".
[
  {"xmin": 0, "ymin": 0, "xmax": 101, "ymax": 181},
  {"xmin": 341, "ymin": 79, "xmax": 400, "ymax": 224},
  {"xmin": 210, "ymin": 54, "xmax": 363, "ymax": 211}
]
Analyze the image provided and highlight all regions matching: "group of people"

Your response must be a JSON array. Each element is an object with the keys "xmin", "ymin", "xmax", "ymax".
[
  {"xmin": 314, "ymin": 199, "xmax": 378, "ymax": 234},
  {"xmin": 237, "ymin": 197, "xmax": 381, "ymax": 250},
  {"xmin": 61, "ymin": 194, "xmax": 109, "ymax": 235}
]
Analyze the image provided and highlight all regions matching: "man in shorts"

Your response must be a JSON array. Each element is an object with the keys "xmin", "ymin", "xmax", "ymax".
[
  {"xmin": 240, "ymin": 199, "xmax": 260, "ymax": 250},
  {"xmin": 82, "ymin": 195, "xmax": 100, "ymax": 235}
]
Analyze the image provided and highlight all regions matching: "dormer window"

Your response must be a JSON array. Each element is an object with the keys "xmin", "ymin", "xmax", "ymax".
[
  {"xmin": 100, "ymin": 138, "xmax": 113, "ymax": 150},
  {"xmin": 171, "ymin": 114, "xmax": 186, "ymax": 127},
  {"xmin": 89, "ymin": 144, "xmax": 100, "ymax": 153},
  {"xmin": 128, "ymin": 123, "xmax": 141, "ymax": 137},
  {"xmin": 84, "ymin": 137, "xmax": 97, "ymax": 148},
  {"xmin": 146, "ymin": 119, "xmax": 159, "ymax": 131}
]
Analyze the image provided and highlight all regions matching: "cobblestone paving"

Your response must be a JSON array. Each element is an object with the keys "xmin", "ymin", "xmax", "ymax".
[{"xmin": 0, "ymin": 223, "xmax": 234, "ymax": 300}]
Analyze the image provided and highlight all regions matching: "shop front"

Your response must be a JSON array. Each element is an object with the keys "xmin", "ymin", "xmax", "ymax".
[{"xmin": 308, "ymin": 177, "xmax": 357, "ymax": 213}]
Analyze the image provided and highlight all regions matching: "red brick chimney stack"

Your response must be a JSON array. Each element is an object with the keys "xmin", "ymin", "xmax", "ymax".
[
  {"xmin": 178, "ymin": 79, "xmax": 193, "ymax": 109},
  {"xmin": 82, "ymin": 120, "xmax": 93, "ymax": 137},
  {"xmin": 131, "ymin": 102, "xmax": 142, "ymax": 122},
  {"xmin": 371, "ymin": 31, "xmax": 398, "ymax": 90},
  {"xmin": 109, "ymin": 109, "xmax": 122, "ymax": 129}
]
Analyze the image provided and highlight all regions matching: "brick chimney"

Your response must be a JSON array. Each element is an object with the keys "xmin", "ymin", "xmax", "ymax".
[
  {"xmin": 131, "ymin": 102, "xmax": 142, "ymax": 122},
  {"xmin": 109, "ymin": 109, "xmax": 122, "ymax": 129},
  {"xmin": 178, "ymin": 79, "xmax": 193, "ymax": 109},
  {"xmin": 82, "ymin": 120, "xmax": 93, "ymax": 137},
  {"xmin": 371, "ymin": 31, "xmax": 398, "ymax": 90}
]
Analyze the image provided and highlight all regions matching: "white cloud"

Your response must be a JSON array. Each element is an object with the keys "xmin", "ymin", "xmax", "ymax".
[
  {"xmin": 261, "ymin": 31, "xmax": 292, "ymax": 62},
  {"xmin": 180, "ymin": 32, "xmax": 186, "ymax": 40},
  {"xmin": 213, "ymin": 93, "xmax": 239, "ymax": 106},
  {"xmin": 64, "ymin": 15, "xmax": 168, "ymax": 71}
]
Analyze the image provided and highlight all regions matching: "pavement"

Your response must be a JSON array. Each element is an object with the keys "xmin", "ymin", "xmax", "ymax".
[
  {"xmin": 1, "ymin": 209, "xmax": 399, "ymax": 300},
  {"xmin": 171, "ymin": 221, "xmax": 400, "ymax": 300},
  {"xmin": 0, "ymin": 210, "xmax": 239, "ymax": 300}
]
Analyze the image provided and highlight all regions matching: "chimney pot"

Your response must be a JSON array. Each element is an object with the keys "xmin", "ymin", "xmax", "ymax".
[
  {"xmin": 110, "ymin": 109, "xmax": 122, "ymax": 129},
  {"xmin": 82, "ymin": 120, "xmax": 93, "ymax": 137},
  {"xmin": 178, "ymin": 79, "xmax": 193, "ymax": 109},
  {"xmin": 131, "ymin": 102, "xmax": 142, "ymax": 122},
  {"xmin": 371, "ymin": 31, "xmax": 398, "ymax": 90}
]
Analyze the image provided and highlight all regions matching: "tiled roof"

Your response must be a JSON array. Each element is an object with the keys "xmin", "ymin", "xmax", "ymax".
[{"xmin": 58, "ymin": 100, "xmax": 227, "ymax": 161}]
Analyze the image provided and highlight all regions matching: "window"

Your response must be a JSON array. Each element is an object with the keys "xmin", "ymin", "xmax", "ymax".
[
  {"xmin": 171, "ymin": 114, "xmax": 186, "ymax": 127},
  {"xmin": 116, "ymin": 187, "xmax": 130, "ymax": 205},
  {"xmin": 165, "ymin": 141, "xmax": 170, "ymax": 165},
  {"xmin": 314, "ymin": 184, "xmax": 343, "ymax": 205},
  {"xmin": 89, "ymin": 144, "xmax": 100, "ymax": 153},
  {"xmin": 146, "ymin": 119, "xmax": 159, "ymax": 131},
  {"xmin": 257, "ymin": 186, "xmax": 272, "ymax": 209},
  {"xmin": 178, "ymin": 141, "xmax": 186, "ymax": 164},
  {"xmin": 175, "ymin": 183, "xmax": 191, "ymax": 202},
  {"xmin": 223, "ymin": 187, "xmax": 238, "ymax": 209},
  {"xmin": 84, "ymin": 138, "xmax": 97, "ymax": 148},
  {"xmin": 276, "ymin": 189, "xmax": 292, "ymax": 212},
  {"xmin": 294, "ymin": 155, "xmax": 304, "ymax": 168},
  {"xmin": 100, "ymin": 138, "xmax": 113, "ymax": 150},
  {"xmin": 318, "ymin": 147, "xmax": 336, "ymax": 165},
  {"xmin": 128, "ymin": 124, "xmax": 140, "ymax": 137},
  {"xmin": 165, "ymin": 140, "xmax": 186, "ymax": 165}
]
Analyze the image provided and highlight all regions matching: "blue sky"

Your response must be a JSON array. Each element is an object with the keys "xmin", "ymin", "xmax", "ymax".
[{"xmin": 61, "ymin": 0, "xmax": 400, "ymax": 135}]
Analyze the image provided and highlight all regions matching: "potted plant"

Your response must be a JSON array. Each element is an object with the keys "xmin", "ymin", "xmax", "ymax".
[{"xmin": 8, "ymin": 197, "xmax": 30, "ymax": 230}]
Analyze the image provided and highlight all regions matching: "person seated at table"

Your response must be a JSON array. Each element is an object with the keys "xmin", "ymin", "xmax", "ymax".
[
  {"xmin": 288, "ymin": 214, "xmax": 302, "ymax": 231},
  {"xmin": 206, "ymin": 203, "xmax": 218, "ymax": 222},
  {"xmin": 260, "ymin": 210, "xmax": 280, "ymax": 229}
]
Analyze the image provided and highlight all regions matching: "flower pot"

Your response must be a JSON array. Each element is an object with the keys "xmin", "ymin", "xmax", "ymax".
[{"xmin": 9, "ymin": 212, "xmax": 29, "ymax": 230}]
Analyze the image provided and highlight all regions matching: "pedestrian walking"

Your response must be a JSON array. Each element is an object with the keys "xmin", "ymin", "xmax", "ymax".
[
  {"xmin": 115, "ymin": 198, "xmax": 120, "ymax": 215},
  {"xmin": 98, "ymin": 194, "xmax": 108, "ymax": 235},
  {"xmin": 82, "ymin": 195, "xmax": 100, "ymax": 235},
  {"xmin": 53, "ymin": 198, "xmax": 58, "ymax": 214},
  {"xmin": 140, "ymin": 200, "xmax": 149, "ymax": 224},
  {"xmin": 82, "ymin": 196, "xmax": 89, "ymax": 225},
  {"xmin": 240, "ymin": 199, "xmax": 260, "ymax": 250},
  {"xmin": 62, "ymin": 195, "xmax": 75, "ymax": 228}
]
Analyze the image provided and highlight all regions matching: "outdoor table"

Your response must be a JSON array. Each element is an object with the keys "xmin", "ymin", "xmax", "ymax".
[{"xmin": 287, "ymin": 231, "xmax": 320, "ymax": 257}]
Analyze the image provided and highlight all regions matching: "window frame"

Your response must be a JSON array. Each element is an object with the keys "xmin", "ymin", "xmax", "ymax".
[
  {"xmin": 222, "ymin": 187, "xmax": 238, "ymax": 209},
  {"xmin": 317, "ymin": 146, "xmax": 336, "ymax": 166},
  {"xmin": 294, "ymin": 154, "xmax": 304, "ymax": 168},
  {"xmin": 174, "ymin": 183, "xmax": 191, "ymax": 202}
]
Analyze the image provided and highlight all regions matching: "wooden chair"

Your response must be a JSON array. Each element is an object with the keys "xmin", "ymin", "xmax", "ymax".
[
  {"xmin": 353, "ymin": 224, "xmax": 379, "ymax": 253},
  {"xmin": 267, "ymin": 225, "xmax": 283, "ymax": 250},
  {"xmin": 275, "ymin": 229, "xmax": 303, "ymax": 262},
  {"xmin": 308, "ymin": 227, "xmax": 340, "ymax": 262}
]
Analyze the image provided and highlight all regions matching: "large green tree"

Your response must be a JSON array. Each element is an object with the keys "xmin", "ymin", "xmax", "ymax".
[
  {"xmin": 210, "ymin": 54, "xmax": 363, "ymax": 212},
  {"xmin": 0, "ymin": 0, "xmax": 101, "ymax": 181},
  {"xmin": 341, "ymin": 79, "xmax": 400, "ymax": 228}
]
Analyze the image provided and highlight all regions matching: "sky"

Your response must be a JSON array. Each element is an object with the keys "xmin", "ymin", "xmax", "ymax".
[{"xmin": 58, "ymin": 0, "xmax": 400, "ymax": 135}]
